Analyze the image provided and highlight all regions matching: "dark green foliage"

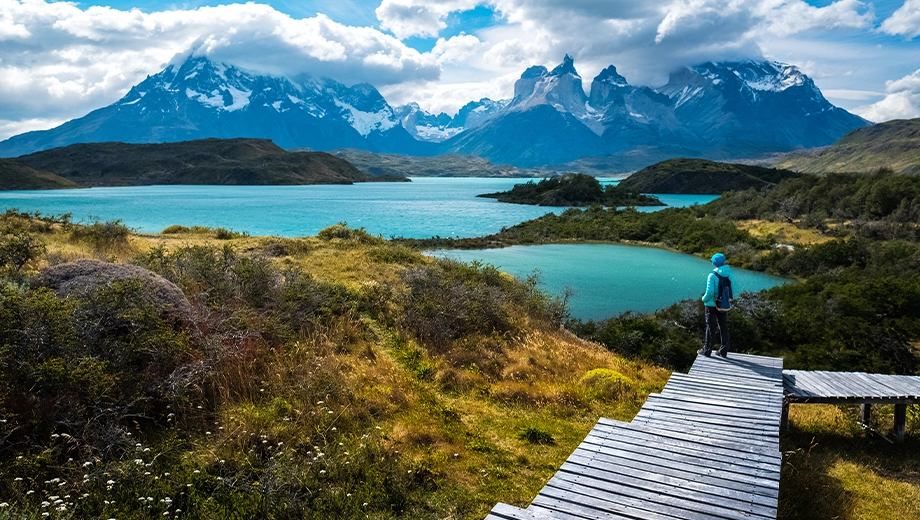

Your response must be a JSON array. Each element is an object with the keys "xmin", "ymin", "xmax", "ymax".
[
  {"xmin": 516, "ymin": 425, "xmax": 555, "ymax": 445},
  {"xmin": 368, "ymin": 243, "xmax": 425, "ymax": 264},
  {"xmin": 406, "ymin": 205, "xmax": 768, "ymax": 257},
  {"xmin": 0, "ymin": 232, "xmax": 45, "ymax": 273},
  {"xmin": 0, "ymin": 281, "xmax": 194, "ymax": 454},
  {"xmin": 574, "ymin": 240, "xmax": 920, "ymax": 374},
  {"xmin": 213, "ymin": 227, "xmax": 248, "ymax": 240},
  {"xmin": 478, "ymin": 173, "xmax": 662, "ymax": 207}
]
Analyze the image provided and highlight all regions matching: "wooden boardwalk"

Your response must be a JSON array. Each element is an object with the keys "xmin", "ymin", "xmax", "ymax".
[
  {"xmin": 783, "ymin": 370, "xmax": 920, "ymax": 442},
  {"xmin": 485, "ymin": 353, "xmax": 786, "ymax": 520}
]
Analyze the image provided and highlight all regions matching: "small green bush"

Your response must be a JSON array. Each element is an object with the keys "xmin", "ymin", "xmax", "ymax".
[
  {"xmin": 516, "ymin": 424, "xmax": 555, "ymax": 445},
  {"xmin": 161, "ymin": 224, "xmax": 191, "ymax": 234},
  {"xmin": 0, "ymin": 232, "xmax": 45, "ymax": 273},
  {"xmin": 318, "ymin": 222, "xmax": 384, "ymax": 245},
  {"xmin": 70, "ymin": 219, "xmax": 131, "ymax": 251},
  {"xmin": 368, "ymin": 244, "xmax": 424, "ymax": 264}
]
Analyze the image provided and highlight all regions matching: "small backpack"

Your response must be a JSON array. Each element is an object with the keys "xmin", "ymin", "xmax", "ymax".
[{"xmin": 714, "ymin": 273, "xmax": 733, "ymax": 312}]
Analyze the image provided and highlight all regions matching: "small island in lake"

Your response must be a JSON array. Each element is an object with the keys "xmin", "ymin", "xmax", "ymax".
[{"xmin": 477, "ymin": 172, "xmax": 663, "ymax": 207}]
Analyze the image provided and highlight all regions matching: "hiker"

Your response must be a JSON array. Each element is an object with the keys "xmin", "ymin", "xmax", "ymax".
[{"xmin": 698, "ymin": 252, "xmax": 733, "ymax": 358}]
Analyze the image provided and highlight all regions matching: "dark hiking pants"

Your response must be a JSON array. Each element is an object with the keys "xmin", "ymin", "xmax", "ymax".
[{"xmin": 704, "ymin": 306, "xmax": 730, "ymax": 354}]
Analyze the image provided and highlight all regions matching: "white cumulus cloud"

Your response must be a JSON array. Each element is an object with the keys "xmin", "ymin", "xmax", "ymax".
[
  {"xmin": 854, "ymin": 69, "xmax": 920, "ymax": 123},
  {"xmin": 880, "ymin": 0, "xmax": 920, "ymax": 38},
  {"xmin": 0, "ymin": 0, "xmax": 438, "ymax": 135},
  {"xmin": 376, "ymin": 0, "xmax": 482, "ymax": 39}
]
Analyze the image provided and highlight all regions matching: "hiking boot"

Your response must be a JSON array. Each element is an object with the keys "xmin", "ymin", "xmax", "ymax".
[
  {"xmin": 697, "ymin": 349, "xmax": 711, "ymax": 357},
  {"xmin": 716, "ymin": 350, "xmax": 728, "ymax": 359}
]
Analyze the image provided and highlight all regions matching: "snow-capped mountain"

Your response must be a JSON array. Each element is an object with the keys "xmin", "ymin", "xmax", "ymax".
[
  {"xmin": 0, "ymin": 54, "xmax": 867, "ymax": 169},
  {"xmin": 393, "ymin": 103, "xmax": 458, "ymax": 142},
  {"xmin": 657, "ymin": 60, "xmax": 867, "ymax": 154},
  {"xmin": 0, "ymin": 56, "xmax": 433, "ymax": 157},
  {"xmin": 439, "ymin": 56, "xmax": 868, "ymax": 167}
]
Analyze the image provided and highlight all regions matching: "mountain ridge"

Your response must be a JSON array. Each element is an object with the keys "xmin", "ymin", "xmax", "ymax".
[{"xmin": 0, "ymin": 55, "xmax": 869, "ymax": 171}]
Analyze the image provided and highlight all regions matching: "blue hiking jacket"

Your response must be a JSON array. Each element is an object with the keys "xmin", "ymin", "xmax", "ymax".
[{"xmin": 702, "ymin": 265, "xmax": 734, "ymax": 307}]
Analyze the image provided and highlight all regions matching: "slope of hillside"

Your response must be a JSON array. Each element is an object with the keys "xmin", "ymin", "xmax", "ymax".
[
  {"xmin": 12, "ymin": 138, "xmax": 389, "ymax": 187},
  {"xmin": 619, "ymin": 158, "xmax": 801, "ymax": 194},
  {"xmin": 0, "ymin": 159, "xmax": 79, "ymax": 190},
  {"xmin": 329, "ymin": 148, "xmax": 543, "ymax": 177},
  {"xmin": 775, "ymin": 119, "xmax": 920, "ymax": 174}
]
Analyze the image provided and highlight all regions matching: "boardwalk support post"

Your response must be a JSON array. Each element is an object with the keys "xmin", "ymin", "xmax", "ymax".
[
  {"xmin": 894, "ymin": 404, "xmax": 907, "ymax": 443},
  {"xmin": 781, "ymin": 400, "xmax": 789, "ymax": 431},
  {"xmin": 859, "ymin": 403, "xmax": 871, "ymax": 425}
]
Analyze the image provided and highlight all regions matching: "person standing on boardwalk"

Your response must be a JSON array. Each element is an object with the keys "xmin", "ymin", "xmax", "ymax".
[{"xmin": 698, "ymin": 252, "xmax": 733, "ymax": 358}]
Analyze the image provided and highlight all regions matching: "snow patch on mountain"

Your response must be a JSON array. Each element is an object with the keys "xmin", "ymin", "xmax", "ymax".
[{"xmin": 335, "ymin": 98, "xmax": 397, "ymax": 136}]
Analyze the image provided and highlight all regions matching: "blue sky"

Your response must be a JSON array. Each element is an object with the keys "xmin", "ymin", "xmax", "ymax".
[{"xmin": 0, "ymin": 0, "xmax": 918, "ymax": 139}]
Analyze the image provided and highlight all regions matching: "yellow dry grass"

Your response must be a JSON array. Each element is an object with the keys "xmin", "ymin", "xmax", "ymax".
[{"xmin": 736, "ymin": 219, "xmax": 832, "ymax": 246}]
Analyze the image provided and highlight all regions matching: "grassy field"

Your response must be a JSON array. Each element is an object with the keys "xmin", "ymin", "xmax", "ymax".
[{"xmin": 1, "ymin": 212, "xmax": 919, "ymax": 519}]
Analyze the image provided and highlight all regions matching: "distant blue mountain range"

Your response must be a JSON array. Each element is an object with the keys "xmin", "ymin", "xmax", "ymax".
[{"xmin": 0, "ymin": 54, "xmax": 868, "ymax": 169}]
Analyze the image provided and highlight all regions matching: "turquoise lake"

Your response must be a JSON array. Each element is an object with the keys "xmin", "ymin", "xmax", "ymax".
[
  {"xmin": 0, "ymin": 178, "xmax": 770, "ymax": 319},
  {"xmin": 0, "ymin": 178, "xmax": 716, "ymax": 239},
  {"xmin": 429, "ymin": 244, "xmax": 788, "ymax": 320}
]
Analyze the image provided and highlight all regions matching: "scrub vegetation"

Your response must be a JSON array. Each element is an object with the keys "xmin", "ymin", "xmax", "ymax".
[
  {"xmin": 0, "ymin": 209, "xmax": 668, "ymax": 519},
  {"xmin": 3, "ymin": 165, "xmax": 920, "ymax": 519},
  {"xmin": 404, "ymin": 168, "xmax": 920, "ymax": 518}
]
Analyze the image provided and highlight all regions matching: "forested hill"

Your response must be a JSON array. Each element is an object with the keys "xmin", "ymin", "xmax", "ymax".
[
  {"xmin": 6, "ymin": 138, "xmax": 397, "ymax": 189},
  {"xmin": 775, "ymin": 118, "xmax": 920, "ymax": 174},
  {"xmin": 618, "ymin": 158, "xmax": 800, "ymax": 194}
]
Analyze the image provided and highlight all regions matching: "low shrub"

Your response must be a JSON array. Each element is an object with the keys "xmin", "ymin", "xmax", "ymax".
[
  {"xmin": 318, "ymin": 222, "xmax": 384, "ymax": 245},
  {"xmin": 70, "ymin": 219, "xmax": 131, "ymax": 252},
  {"xmin": 161, "ymin": 224, "xmax": 190, "ymax": 234}
]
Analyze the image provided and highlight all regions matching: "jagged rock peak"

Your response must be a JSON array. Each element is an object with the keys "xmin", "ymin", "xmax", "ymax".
[
  {"xmin": 521, "ymin": 65, "xmax": 549, "ymax": 79},
  {"xmin": 550, "ymin": 54, "xmax": 578, "ymax": 77},
  {"xmin": 594, "ymin": 65, "xmax": 628, "ymax": 87}
]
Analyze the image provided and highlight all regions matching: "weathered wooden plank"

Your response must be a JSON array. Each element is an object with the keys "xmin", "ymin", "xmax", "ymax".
[
  {"xmin": 565, "ymin": 450, "xmax": 779, "ymax": 499},
  {"xmin": 563, "ymin": 452, "xmax": 779, "ymax": 504},
  {"xmin": 531, "ymin": 494, "xmax": 681, "ymax": 520},
  {"xmin": 643, "ymin": 395, "xmax": 782, "ymax": 423},
  {"xmin": 670, "ymin": 373, "xmax": 785, "ymax": 396},
  {"xmin": 629, "ymin": 418, "xmax": 778, "ymax": 448},
  {"xmin": 662, "ymin": 385, "xmax": 783, "ymax": 407},
  {"xmin": 630, "ymin": 417, "xmax": 779, "ymax": 446},
  {"xmin": 542, "ymin": 475, "xmax": 775, "ymax": 520},
  {"xmin": 591, "ymin": 422, "xmax": 782, "ymax": 465},
  {"xmin": 596, "ymin": 418, "xmax": 782, "ymax": 460},
  {"xmin": 552, "ymin": 467, "xmax": 777, "ymax": 519},
  {"xmin": 578, "ymin": 435, "xmax": 781, "ymax": 481},
  {"xmin": 486, "ymin": 503, "xmax": 557, "ymax": 520},
  {"xmin": 651, "ymin": 392, "xmax": 781, "ymax": 414},
  {"xmin": 635, "ymin": 405, "xmax": 781, "ymax": 435}
]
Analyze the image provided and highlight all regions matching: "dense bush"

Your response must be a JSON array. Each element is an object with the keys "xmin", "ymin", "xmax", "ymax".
[
  {"xmin": 69, "ymin": 219, "xmax": 131, "ymax": 252},
  {"xmin": 0, "ymin": 280, "xmax": 195, "ymax": 456},
  {"xmin": 398, "ymin": 258, "xmax": 567, "ymax": 346}
]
